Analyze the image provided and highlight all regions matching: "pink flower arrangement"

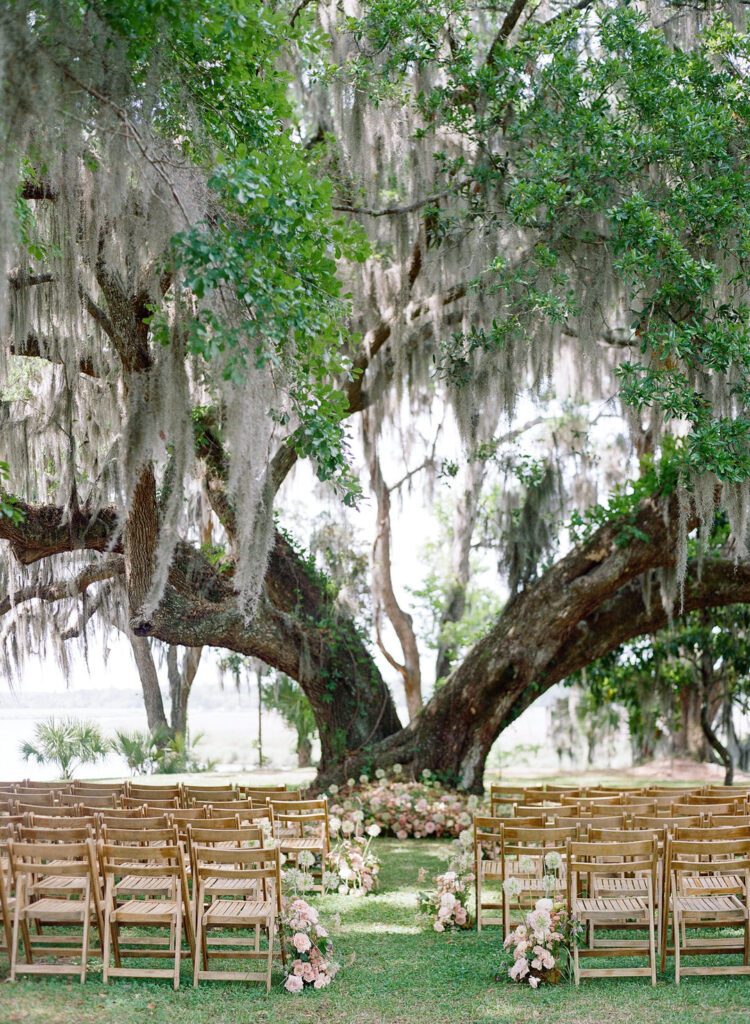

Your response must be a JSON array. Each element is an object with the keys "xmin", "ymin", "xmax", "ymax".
[
  {"xmin": 327, "ymin": 768, "xmax": 481, "ymax": 840},
  {"xmin": 419, "ymin": 869, "xmax": 473, "ymax": 931},
  {"xmin": 502, "ymin": 898, "xmax": 577, "ymax": 987},
  {"xmin": 326, "ymin": 829, "xmax": 381, "ymax": 896},
  {"xmin": 281, "ymin": 898, "xmax": 339, "ymax": 994},
  {"xmin": 418, "ymin": 835, "xmax": 475, "ymax": 932}
]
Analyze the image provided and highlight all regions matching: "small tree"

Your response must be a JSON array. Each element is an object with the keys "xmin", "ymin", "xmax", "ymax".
[
  {"xmin": 262, "ymin": 675, "xmax": 317, "ymax": 768},
  {"xmin": 20, "ymin": 717, "xmax": 110, "ymax": 779}
]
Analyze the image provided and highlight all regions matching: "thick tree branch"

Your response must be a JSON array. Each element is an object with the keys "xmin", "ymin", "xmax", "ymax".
[
  {"xmin": 10, "ymin": 330, "xmax": 99, "ymax": 378},
  {"xmin": 0, "ymin": 555, "xmax": 124, "ymax": 616}
]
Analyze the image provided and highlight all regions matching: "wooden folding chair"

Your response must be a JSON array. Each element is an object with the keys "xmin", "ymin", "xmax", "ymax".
[
  {"xmin": 711, "ymin": 814, "xmax": 750, "ymax": 827},
  {"xmin": 122, "ymin": 796, "xmax": 177, "ymax": 811},
  {"xmin": 500, "ymin": 823, "xmax": 577, "ymax": 938},
  {"xmin": 184, "ymin": 787, "xmax": 237, "ymax": 806},
  {"xmin": 567, "ymin": 837, "xmax": 659, "ymax": 985},
  {"xmin": 532, "ymin": 804, "xmax": 575, "ymax": 819},
  {"xmin": 16, "ymin": 799, "xmax": 69, "ymax": 815},
  {"xmin": 100, "ymin": 841, "xmax": 193, "ymax": 988},
  {"xmin": 674, "ymin": 802, "xmax": 740, "ymax": 819},
  {"xmin": 193, "ymin": 844, "xmax": 282, "ymax": 988},
  {"xmin": 557, "ymin": 814, "xmax": 626, "ymax": 835},
  {"xmin": 270, "ymin": 799, "xmax": 329, "ymax": 891},
  {"xmin": 19, "ymin": 824, "xmax": 95, "ymax": 844},
  {"xmin": 127, "ymin": 783, "xmax": 182, "ymax": 802},
  {"xmin": 28, "ymin": 813, "xmax": 97, "ymax": 830},
  {"xmin": 666, "ymin": 836, "xmax": 750, "ymax": 982},
  {"xmin": 633, "ymin": 814, "xmax": 702, "ymax": 831},
  {"xmin": 170, "ymin": 807, "xmax": 209, "ymax": 842},
  {"xmin": 488, "ymin": 786, "xmax": 526, "ymax": 817},
  {"xmin": 74, "ymin": 781, "xmax": 125, "ymax": 798},
  {"xmin": 473, "ymin": 815, "xmax": 503, "ymax": 931},
  {"xmin": 0, "ymin": 838, "xmax": 24, "ymax": 963},
  {"xmin": 63, "ymin": 792, "xmax": 119, "ymax": 810},
  {"xmin": 8, "ymin": 839, "xmax": 101, "ymax": 982}
]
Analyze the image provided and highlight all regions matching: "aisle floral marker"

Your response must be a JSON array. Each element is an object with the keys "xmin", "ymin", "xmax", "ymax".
[{"xmin": 281, "ymin": 898, "xmax": 339, "ymax": 993}]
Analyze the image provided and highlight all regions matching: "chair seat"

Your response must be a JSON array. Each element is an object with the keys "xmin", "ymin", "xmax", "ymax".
[
  {"xmin": 204, "ymin": 877, "xmax": 265, "ymax": 895},
  {"xmin": 682, "ymin": 874, "xmax": 744, "ymax": 895},
  {"xmin": 116, "ymin": 875, "xmax": 174, "ymax": 894},
  {"xmin": 576, "ymin": 896, "xmax": 648, "ymax": 916},
  {"xmin": 111, "ymin": 899, "xmax": 179, "ymax": 924},
  {"xmin": 203, "ymin": 899, "xmax": 273, "ymax": 924},
  {"xmin": 673, "ymin": 894, "xmax": 747, "ymax": 916},
  {"xmin": 596, "ymin": 877, "xmax": 649, "ymax": 894},
  {"xmin": 481, "ymin": 860, "xmax": 502, "ymax": 879},
  {"xmin": 31, "ymin": 876, "xmax": 88, "ymax": 894},
  {"xmin": 279, "ymin": 838, "xmax": 325, "ymax": 852},
  {"xmin": 21, "ymin": 897, "xmax": 90, "ymax": 921}
]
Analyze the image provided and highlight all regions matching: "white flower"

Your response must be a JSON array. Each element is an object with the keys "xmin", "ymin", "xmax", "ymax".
[
  {"xmin": 535, "ymin": 898, "xmax": 554, "ymax": 912},
  {"xmin": 337, "ymin": 883, "xmax": 349, "ymax": 895},
  {"xmin": 341, "ymin": 820, "xmax": 355, "ymax": 836},
  {"xmin": 544, "ymin": 851, "xmax": 562, "ymax": 871},
  {"xmin": 375, "ymin": 768, "xmax": 386, "ymax": 779},
  {"xmin": 421, "ymin": 769, "xmax": 432, "ymax": 779},
  {"xmin": 328, "ymin": 815, "xmax": 342, "ymax": 834},
  {"xmin": 366, "ymin": 824, "xmax": 381, "ymax": 838},
  {"xmin": 298, "ymin": 851, "xmax": 316, "ymax": 868},
  {"xmin": 322, "ymin": 871, "xmax": 339, "ymax": 890},
  {"xmin": 503, "ymin": 877, "xmax": 522, "ymax": 899},
  {"xmin": 392, "ymin": 764, "xmax": 403, "ymax": 775},
  {"xmin": 328, "ymin": 784, "xmax": 339, "ymax": 795},
  {"xmin": 359, "ymin": 774, "xmax": 369, "ymax": 785},
  {"xmin": 347, "ymin": 778, "xmax": 356, "ymax": 788}
]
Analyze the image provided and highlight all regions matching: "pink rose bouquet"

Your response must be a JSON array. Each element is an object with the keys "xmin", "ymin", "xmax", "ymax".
[{"xmin": 281, "ymin": 897, "xmax": 339, "ymax": 993}]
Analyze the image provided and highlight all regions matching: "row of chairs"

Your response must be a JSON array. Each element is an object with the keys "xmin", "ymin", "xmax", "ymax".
[
  {"xmin": 0, "ymin": 795, "xmax": 333, "ymax": 987},
  {"xmin": 0, "ymin": 780, "xmax": 303, "ymax": 814},
  {"xmin": 3, "ymin": 835, "xmax": 281, "ymax": 988},
  {"xmin": 489, "ymin": 783, "xmax": 750, "ymax": 816},
  {"xmin": 474, "ymin": 809, "xmax": 750, "ymax": 984}
]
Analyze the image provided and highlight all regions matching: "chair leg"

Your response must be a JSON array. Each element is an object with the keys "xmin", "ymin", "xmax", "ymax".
[
  {"xmin": 174, "ymin": 903, "xmax": 183, "ymax": 990},
  {"xmin": 476, "ymin": 872, "xmax": 482, "ymax": 933},
  {"xmin": 9, "ymin": 893, "xmax": 21, "ymax": 982},
  {"xmin": 573, "ymin": 909, "xmax": 581, "ymax": 987},
  {"xmin": 102, "ymin": 908, "xmax": 111, "ymax": 984},
  {"xmin": 266, "ymin": 916, "xmax": 275, "ymax": 993},
  {"xmin": 674, "ymin": 906, "xmax": 681, "ymax": 986},
  {"xmin": 647, "ymin": 906, "xmax": 657, "ymax": 987},
  {"xmin": 80, "ymin": 907, "xmax": 91, "ymax": 984},
  {"xmin": 193, "ymin": 908, "xmax": 203, "ymax": 987}
]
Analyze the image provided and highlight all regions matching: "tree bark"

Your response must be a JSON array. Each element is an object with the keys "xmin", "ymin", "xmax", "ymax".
[
  {"xmin": 434, "ymin": 458, "xmax": 486, "ymax": 683},
  {"xmin": 699, "ymin": 660, "xmax": 734, "ymax": 786},
  {"xmin": 166, "ymin": 645, "xmax": 202, "ymax": 739},
  {"xmin": 365, "ymin": 422, "xmax": 423, "ymax": 721},
  {"xmin": 128, "ymin": 633, "xmax": 169, "ymax": 735},
  {"xmin": 297, "ymin": 735, "xmax": 313, "ymax": 768}
]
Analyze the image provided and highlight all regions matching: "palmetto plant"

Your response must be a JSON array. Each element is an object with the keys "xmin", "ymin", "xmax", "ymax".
[{"xmin": 20, "ymin": 717, "xmax": 110, "ymax": 779}]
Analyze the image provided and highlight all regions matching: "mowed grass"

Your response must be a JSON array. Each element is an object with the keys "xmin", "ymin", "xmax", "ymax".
[{"xmin": 4, "ymin": 839, "xmax": 750, "ymax": 1024}]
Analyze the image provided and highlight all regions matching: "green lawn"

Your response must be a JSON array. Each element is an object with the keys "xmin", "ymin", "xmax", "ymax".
[{"xmin": 4, "ymin": 839, "xmax": 750, "ymax": 1024}]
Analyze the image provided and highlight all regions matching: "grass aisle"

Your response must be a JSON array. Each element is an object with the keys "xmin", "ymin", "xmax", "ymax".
[{"xmin": 4, "ymin": 839, "xmax": 750, "ymax": 1024}]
